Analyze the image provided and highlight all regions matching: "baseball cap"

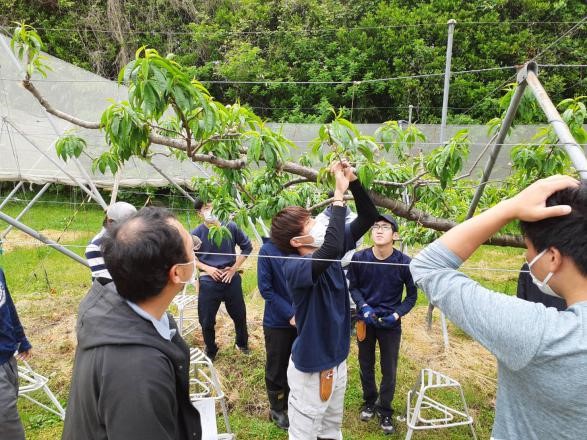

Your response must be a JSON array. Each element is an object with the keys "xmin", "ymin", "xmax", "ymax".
[
  {"xmin": 376, "ymin": 213, "xmax": 398, "ymax": 231},
  {"xmin": 106, "ymin": 202, "xmax": 137, "ymax": 223}
]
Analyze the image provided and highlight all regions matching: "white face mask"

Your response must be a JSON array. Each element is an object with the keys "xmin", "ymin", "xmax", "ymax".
[
  {"xmin": 176, "ymin": 259, "xmax": 197, "ymax": 286},
  {"xmin": 202, "ymin": 209, "xmax": 218, "ymax": 223},
  {"xmin": 527, "ymin": 249, "xmax": 562, "ymax": 298},
  {"xmin": 293, "ymin": 221, "xmax": 326, "ymax": 248}
]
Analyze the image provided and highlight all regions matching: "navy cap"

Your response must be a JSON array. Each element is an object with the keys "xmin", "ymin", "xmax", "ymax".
[{"xmin": 376, "ymin": 214, "xmax": 398, "ymax": 231}]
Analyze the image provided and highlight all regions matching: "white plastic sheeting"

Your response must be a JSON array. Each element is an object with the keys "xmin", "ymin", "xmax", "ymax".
[{"xmin": 0, "ymin": 35, "xmax": 209, "ymax": 188}]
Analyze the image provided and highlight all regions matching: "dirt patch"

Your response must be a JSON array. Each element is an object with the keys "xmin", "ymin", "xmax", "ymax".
[
  {"xmin": 17, "ymin": 295, "xmax": 79, "ymax": 392},
  {"xmin": 401, "ymin": 306, "xmax": 497, "ymax": 390},
  {"xmin": 2, "ymin": 230, "xmax": 94, "ymax": 253}
]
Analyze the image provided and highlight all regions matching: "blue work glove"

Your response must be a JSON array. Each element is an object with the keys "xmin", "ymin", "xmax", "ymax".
[
  {"xmin": 378, "ymin": 313, "xmax": 399, "ymax": 328},
  {"xmin": 360, "ymin": 305, "xmax": 377, "ymax": 326}
]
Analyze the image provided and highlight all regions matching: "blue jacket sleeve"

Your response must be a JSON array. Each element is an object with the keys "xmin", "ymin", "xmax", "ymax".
[
  {"xmin": 347, "ymin": 255, "xmax": 368, "ymax": 308},
  {"xmin": 232, "ymin": 223, "xmax": 253, "ymax": 255},
  {"xmin": 395, "ymin": 256, "xmax": 418, "ymax": 317},
  {"xmin": 0, "ymin": 270, "xmax": 32, "ymax": 352},
  {"xmin": 347, "ymin": 180, "xmax": 379, "ymax": 249},
  {"xmin": 257, "ymin": 248, "xmax": 294, "ymax": 320}
]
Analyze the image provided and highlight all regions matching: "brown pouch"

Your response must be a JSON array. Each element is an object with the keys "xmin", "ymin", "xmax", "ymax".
[
  {"xmin": 356, "ymin": 320, "xmax": 366, "ymax": 342},
  {"xmin": 319, "ymin": 368, "xmax": 334, "ymax": 401}
]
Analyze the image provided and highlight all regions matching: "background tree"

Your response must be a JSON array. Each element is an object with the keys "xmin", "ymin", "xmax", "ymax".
[{"xmin": 1, "ymin": 0, "xmax": 585, "ymax": 123}]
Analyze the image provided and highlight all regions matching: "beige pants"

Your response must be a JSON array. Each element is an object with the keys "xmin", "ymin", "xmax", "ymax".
[{"xmin": 287, "ymin": 358, "xmax": 347, "ymax": 440}]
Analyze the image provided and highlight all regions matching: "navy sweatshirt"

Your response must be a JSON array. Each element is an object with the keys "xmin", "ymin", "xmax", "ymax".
[
  {"xmin": 0, "ymin": 268, "xmax": 32, "ymax": 365},
  {"xmin": 347, "ymin": 248, "xmax": 417, "ymax": 318},
  {"xmin": 282, "ymin": 180, "xmax": 379, "ymax": 372},
  {"xmin": 192, "ymin": 221, "xmax": 253, "ymax": 270},
  {"xmin": 257, "ymin": 238, "xmax": 295, "ymax": 328}
]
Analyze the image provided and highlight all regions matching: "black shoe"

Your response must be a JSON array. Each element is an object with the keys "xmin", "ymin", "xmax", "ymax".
[
  {"xmin": 204, "ymin": 348, "xmax": 217, "ymax": 361},
  {"xmin": 235, "ymin": 344, "xmax": 251, "ymax": 355},
  {"xmin": 269, "ymin": 409, "xmax": 289, "ymax": 430},
  {"xmin": 380, "ymin": 415, "xmax": 395, "ymax": 434},
  {"xmin": 360, "ymin": 403, "xmax": 376, "ymax": 421}
]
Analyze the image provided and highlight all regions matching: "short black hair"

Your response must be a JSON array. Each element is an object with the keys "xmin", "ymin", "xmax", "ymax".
[
  {"xmin": 520, "ymin": 181, "xmax": 587, "ymax": 276},
  {"xmin": 101, "ymin": 207, "xmax": 189, "ymax": 302},
  {"xmin": 193, "ymin": 197, "xmax": 204, "ymax": 211}
]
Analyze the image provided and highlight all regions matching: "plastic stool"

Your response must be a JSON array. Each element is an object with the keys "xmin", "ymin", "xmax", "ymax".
[{"xmin": 405, "ymin": 368, "xmax": 477, "ymax": 440}]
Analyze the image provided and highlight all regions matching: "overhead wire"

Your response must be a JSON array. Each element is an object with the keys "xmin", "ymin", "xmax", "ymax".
[
  {"xmin": 0, "ymin": 241, "xmax": 529, "ymax": 274},
  {"xmin": 459, "ymin": 17, "xmax": 587, "ymax": 118},
  {"xmin": 14, "ymin": 21, "xmax": 587, "ymax": 36}
]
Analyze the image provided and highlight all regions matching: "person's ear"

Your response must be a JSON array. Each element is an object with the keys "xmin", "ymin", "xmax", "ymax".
[
  {"xmin": 290, "ymin": 237, "xmax": 303, "ymax": 249},
  {"xmin": 392, "ymin": 231, "xmax": 400, "ymax": 241},
  {"xmin": 168, "ymin": 264, "xmax": 183, "ymax": 284},
  {"xmin": 548, "ymin": 247, "xmax": 563, "ymax": 272}
]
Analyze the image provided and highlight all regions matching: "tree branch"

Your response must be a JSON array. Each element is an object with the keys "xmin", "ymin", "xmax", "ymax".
[
  {"xmin": 283, "ymin": 178, "xmax": 310, "ymax": 188},
  {"xmin": 23, "ymin": 79, "xmax": 246, "ymax": 169},
  {"xmin": 23, "ymin": 79, "xmax": 101, "ymax": 129},
  {"xmin": 308, "ymin": 195, "xmax": 355, "ymax": 211}
]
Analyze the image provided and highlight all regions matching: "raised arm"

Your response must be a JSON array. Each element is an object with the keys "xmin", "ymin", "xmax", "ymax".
[{"xmin": 348, "ymin": 180, "xmax": 379, "ymax": 246}]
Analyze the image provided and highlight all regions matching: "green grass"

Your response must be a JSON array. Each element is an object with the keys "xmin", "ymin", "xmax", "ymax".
[{"xmin": 0, "ymin": 197, "xmax": 526, "ymax": 439}]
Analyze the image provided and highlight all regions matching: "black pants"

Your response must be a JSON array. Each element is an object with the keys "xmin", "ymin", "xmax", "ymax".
[
  {"xmin": 358, "ymin": 323, "xmax": 402, "ymax": 416},
  {"xmin": 264, "ymin": 326, "xmax": 297, "ymax": 399},
  {"xmin": 198, "ymin": 275, "xmax": 248, "ymax": 354}
]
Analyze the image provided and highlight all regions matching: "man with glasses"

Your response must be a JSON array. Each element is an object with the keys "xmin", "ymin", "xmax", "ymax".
[{"xmin": 347, "ymin": 214, "xmax": 417, "ymax": 435}]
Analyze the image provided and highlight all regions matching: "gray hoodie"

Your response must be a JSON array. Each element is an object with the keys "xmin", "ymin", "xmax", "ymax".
[{"xmin": 62, "ymin": 280, "xmax": 201, "ymax": 440}]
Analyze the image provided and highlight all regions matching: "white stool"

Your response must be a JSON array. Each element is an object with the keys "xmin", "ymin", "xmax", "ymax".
[
  {"xmin": 189, "ymin": 348, "xmax": 234, "ymax": 440},
  {"xmin": 171, "ymin": 281, "xmax": 199, "ymax": 337},
  {"xmin": 18, "ymin": 359, "xmax": 66, "ymax": 420},
  {"xmin": 405, "ymin": 369, "xmax": 477, "ymax": 440}
]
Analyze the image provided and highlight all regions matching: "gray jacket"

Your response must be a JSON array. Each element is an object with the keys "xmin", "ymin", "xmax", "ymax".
[{"xmin": 62, "ymin": 280, "xmax": 201, "ymax": 440}]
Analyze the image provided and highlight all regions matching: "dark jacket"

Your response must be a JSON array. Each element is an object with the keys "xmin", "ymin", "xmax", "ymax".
[
  {"xmin": 0, "ymin": 268, "xmax": 32, "ymax": 365},
  {"xmin": 517, "ymin": 263, "xmax": 566, "ymax": 311},
  {"xmin": 62, "ymin": 280, "xmax": 201, "ymax": 440},
  {"xmin": 258, "ymin": 237, "xmax": 294, "ymax": 328}
]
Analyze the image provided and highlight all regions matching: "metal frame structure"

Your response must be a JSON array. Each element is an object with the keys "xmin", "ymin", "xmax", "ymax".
[
  {"xmin": 405, "ymin": 369, "xmax": 477, "ymax": 440},
  {"xmin": 189, "ymin": 348, "xmax": 234, "ymax": 439},
  {"xmin": 467, "ymin": 61, "xmax": 587, "ymax": 218},
  {"xmin": 18, "ymin": 359, "xmax": 66, "ymax": 420},
  {"xmin": 429, "ymin": 59, "xmax": 587, "ymax": 350}
]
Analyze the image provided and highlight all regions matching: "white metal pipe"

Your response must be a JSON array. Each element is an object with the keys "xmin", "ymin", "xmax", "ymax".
[
  {"xmin": 0, "ymin": 181, "xmax": 24, "ymax": 210},
  {"xmin": 524, "ymin": 62, "xmax": 587, "ymax": 180},
  {"xmin": 0, "ymin": 210, "xmax": 89, "ymax": 267},
  {"xmin": 1, "ymin": 182, "xmax": 51, "ymax": 239},
  {"xmin": 439, "ymin": 19, "xmax": 457, "ymax": 145}
]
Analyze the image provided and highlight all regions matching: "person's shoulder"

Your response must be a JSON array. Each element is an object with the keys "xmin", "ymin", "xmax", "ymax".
[
  {"xmin": 103, "ymin": 344, "xmax": 173, "ymax": 370},
  {"xmin": 353, "ymin": 247, "xmax": 372, "ymax": 260},
  {"xmin": 260, "ymin": 240, "xmax": 278, "ymax": 254},
  {"xmin": 191, "ymin": 223, "xmax": 206, "ymax": 235},
  {"xmin": 394, "ymin": 249, "xmax": 412, "ymax": 263},
  {"xmin": 283, "ymin": 253, "xmax": 309, "ymax": 270}
]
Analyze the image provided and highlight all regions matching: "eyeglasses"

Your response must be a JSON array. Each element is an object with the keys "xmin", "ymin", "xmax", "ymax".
[
  {"xmin": 192, "ymin": 235, "xmax": 202, "ymax": 252},
  {"xmin": 371, "ymin": 224, "xmax": 393, "ymax": 231}
]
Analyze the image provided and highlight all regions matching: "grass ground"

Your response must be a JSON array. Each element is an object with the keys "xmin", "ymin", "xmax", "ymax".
[{"xmin": 0, "ymin": 195, "xmax": 526, "ymax": 439}]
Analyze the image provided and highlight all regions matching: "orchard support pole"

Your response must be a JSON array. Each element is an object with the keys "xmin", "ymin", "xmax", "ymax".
[
  {"xmin": 524, "ymin": 62, "xmax": 587, "ymax": 180},
  {"xmin": 0, "ymin": 210, "xmax": 88, "ymax": 267},
  {"xmin": 1, "ymin": 182, "xmax": 51, "ymax": 239},
  {"xmin": 465, "ymin": 71, "xmax": 527, "ymax": 219},
  {"xmin": 0, "ymin": 182, "xmax": 24, "ymax": 210},
  {"xmin": 439, "ymin": 19, "xmax": 457, "ymax": 145}
]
